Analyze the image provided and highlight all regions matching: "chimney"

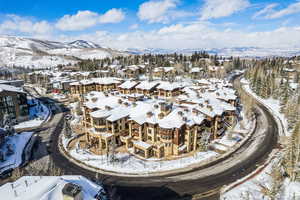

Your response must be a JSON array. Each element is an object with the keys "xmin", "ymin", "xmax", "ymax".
[
  {"xmin": 147, "ymin": 112, "xmax": 154, "ymax": 118},
  {"xmin": 105, "ymin": 106, "xmax": 112, "ymax": 110},
  {"xmin": 207, "ymin": 105, "xmax": 213, "ymax": 111},
  {"xmin": 158, "ymin": 113, "xmax": 164, "ymax": 119},
  {"xmin": 91, "ymin": 97, "xmax": 98, "ymax": 102},
  {"xmin": 177, "ymin": 111, "xmax": 184, "ymax": 116},
  {"xmin": 182, "ymin": 116, "xmax": 188, "ymax": 122},
  {"xmin": 192, "ymin": 108, "xmax": 199, "ymax": 115}
]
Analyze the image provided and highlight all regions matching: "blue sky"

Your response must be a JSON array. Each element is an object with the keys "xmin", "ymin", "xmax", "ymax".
[{"xmin": 0, "ymin": 0, "xmax": 300, "ymax": 49}]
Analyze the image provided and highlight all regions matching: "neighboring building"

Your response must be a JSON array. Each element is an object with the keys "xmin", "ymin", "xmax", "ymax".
[
  {"xmin": 123, "ymin": 65, "xmax": 145, "ymax": 78},
  {"xmin": 117, "ymin": 80, "xmax": 140, "ymax": 94},
  {"xmin": 0, "ymin": 84, "xmax": 29, "ymax": 122},
  {"xmin": 156, "ymin": 81, "xmax": 184, "ymax": 98},
  {"xmin": 153, "ymin": 67, "xmax": 175, "ymax": 78},
  {"xmin": 0, "ymin": 176, "xmax": 106, "ymax": 200},
  {"xmin": 283, "ymin": 68, "xmax": 298, "ymax": 81},
  {"xmin": 135, "ymin": 80, "xmax": 160, "ymax": 96},
  {"xmin": 190, "ymin": 67, "xmax": 203, "ymax": 79},
  {"xmin": 69, "ymin": 77, "xmax": 121, "ymax": 97}
]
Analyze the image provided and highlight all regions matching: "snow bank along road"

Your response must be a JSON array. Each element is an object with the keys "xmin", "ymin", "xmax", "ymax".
[{"xmin": 48, "ymin": 76, "xmax": 279, "ymax": 200}]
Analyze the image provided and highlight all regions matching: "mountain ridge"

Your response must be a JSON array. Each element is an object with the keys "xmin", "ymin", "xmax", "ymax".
[{"xmin": 0, "ymin": 35, "xmax": 127, "ymax": 68}]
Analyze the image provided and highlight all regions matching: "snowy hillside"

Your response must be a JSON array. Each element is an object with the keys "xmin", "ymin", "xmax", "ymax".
[{"xmin": 0, "ymin": 36, "xmax": 127, "ymax": 68}]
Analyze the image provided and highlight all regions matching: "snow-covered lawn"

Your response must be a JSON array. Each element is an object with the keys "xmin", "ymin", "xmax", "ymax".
[
  {"xmin": 14, "ymin": 98, "xmax": 50, "ymax": 130},
  {"xmin": 69, "ymin": 148, "xmax": 218, "ymax": 174},
  {"xmin": 0, "ymin": 132, "xmax": 33, "ymax": 174},
  {"xmin": 0, "ymin": 175, "xmax": 105, "ymax": 200},
  {"xmin": 221, "ymin": 158, "xmax": 300, "ymax": 200}
]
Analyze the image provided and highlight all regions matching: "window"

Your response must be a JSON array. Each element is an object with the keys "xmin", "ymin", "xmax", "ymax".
[
  {"xmin": 0, "ymin": 96, "xmax": 16, "ymax": 119},
  {"xmin": 20, "ymin": 105, "xmax": 29, "ymax": 116}
]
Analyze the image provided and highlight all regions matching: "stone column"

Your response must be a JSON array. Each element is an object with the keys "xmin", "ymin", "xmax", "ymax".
[
  {"xmin": 214, "ymin": 118, "xmax": 218, "ymax": 140},
  {"xmin": 193, "ymin": 129, "xmax": 197, "ymax": 151},
  {"xmin": 145, "ymin": 149, "xmax": 149, "ymax": 158},
  {"xmin": 111, "ymin": 123, "xmax": 115, "ymax": 134},
  {"xmin": 139, "ymin": 126, "xmax": 142, "ymax": 141},
  {"xmin": 99, "ymin": 138, "xmax": 102, "ymax": 150},
  {"xmin": 187, "ymin": 130, "xmax": 191, "ymax": 152},
  {"xmin": 129, "ymin": 123, "xmax": 132, "ymax": 137}
]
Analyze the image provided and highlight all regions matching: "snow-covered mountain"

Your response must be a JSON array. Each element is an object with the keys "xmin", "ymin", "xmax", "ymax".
[
  {"xmin": 67, "ymin": 40, "xmax": 101, "ymax": 48},
  {"xmin": 0, "ymin": 36, "xmax": 127, "ymax": 68},
  {"xmin": 126, "ymin": 47, "xmax": 300, "ymax": 57}
]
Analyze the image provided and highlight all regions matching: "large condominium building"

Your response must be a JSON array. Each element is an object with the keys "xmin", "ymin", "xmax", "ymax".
[{"xmin": 79, "ymin": 78, "xmax": 237, "ymax": 159}]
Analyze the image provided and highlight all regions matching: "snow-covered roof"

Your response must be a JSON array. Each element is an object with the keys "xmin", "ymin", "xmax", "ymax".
[
  {"xmin": 158, "ymin": 107, "xmax": 205, "ymax": 129},
  {"xmin": 208, "ymin": 66, "xmax": 224, "ymax": 71},
  {"xmin": 135, "ymin": 80, "xmax": 159, "ymax": 90},
  {"xmin": 157, "ymin": 81, "xmax": 184, "ymax": 91},
  {"xmin": 153, "ymin": 67, "xmax": 174, "ymax": 73},
  {"xmin": 0, "ymin": 84, "xmax": 25, "ymax": 94},
  {"xmin": 118, "ymin": 80, "xmax": 140, "ymax": 89},
  {"xmin": 283, "ymin": 68, "xmax": 296, "ymax": 72},
  {"xmin": 133, "ymin": 140, "xmax": 152, "ymax": 149},
  {"xmin": 125, "ymin": 65, "xmax": 140, "ymax": 71},
  {"xmin": 70, "ymin": 77, "xmax": 120, "ymax": 86},
  {"xmin": 190, "ymin": 67, "xmax": 202, "ymax": 73},
  {"xmin": 0, "ymin": 176, "xmax": 103, "ymax": 200},
  {"xmin": 195, "ymin": 79, "xmax": 210, "ymax": 85},
  {"xmin": 106, "ymin": 106, "xmax": 131, "ymax": 122}
]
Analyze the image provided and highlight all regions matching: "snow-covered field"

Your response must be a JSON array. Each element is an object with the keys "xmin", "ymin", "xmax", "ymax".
[
  {"xmin": 0, "ymin": 132, "xmax": 33, "ymax": 174},
  {"xmin": 69, "ymin": 147, "xmax": 218, "ymax": 174},
  {"xmin": 14, "ymin": 98, "xmax": 50, "ymax": 130},
  {"xmin": 1, "ymin": 53, "xmax": 77, "ymax": 69},
  {"xmin": 0, "ymin": 175, "xmax": 104, "ymax": 200},
  {"xmin": 47, "ymin": 48, "xmax": 112, "ymax": 60}
]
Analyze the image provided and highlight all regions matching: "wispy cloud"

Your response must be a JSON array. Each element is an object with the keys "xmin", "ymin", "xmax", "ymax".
[
  {"xmin": 200, "ymin": 0, "xmax": 250, "ymax": 20},
  {"xmin": 253, "ymin": 1, "xmax": 300, "ymax": 19},
  {"xmin": 252, "ymin": 3, "xmax": 278, "ymax": 19}
]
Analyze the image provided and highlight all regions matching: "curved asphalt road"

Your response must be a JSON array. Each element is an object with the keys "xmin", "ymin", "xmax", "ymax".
[{"xmin": 48, "ymin": 78, "xmax": 279, "ymax": 200}]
